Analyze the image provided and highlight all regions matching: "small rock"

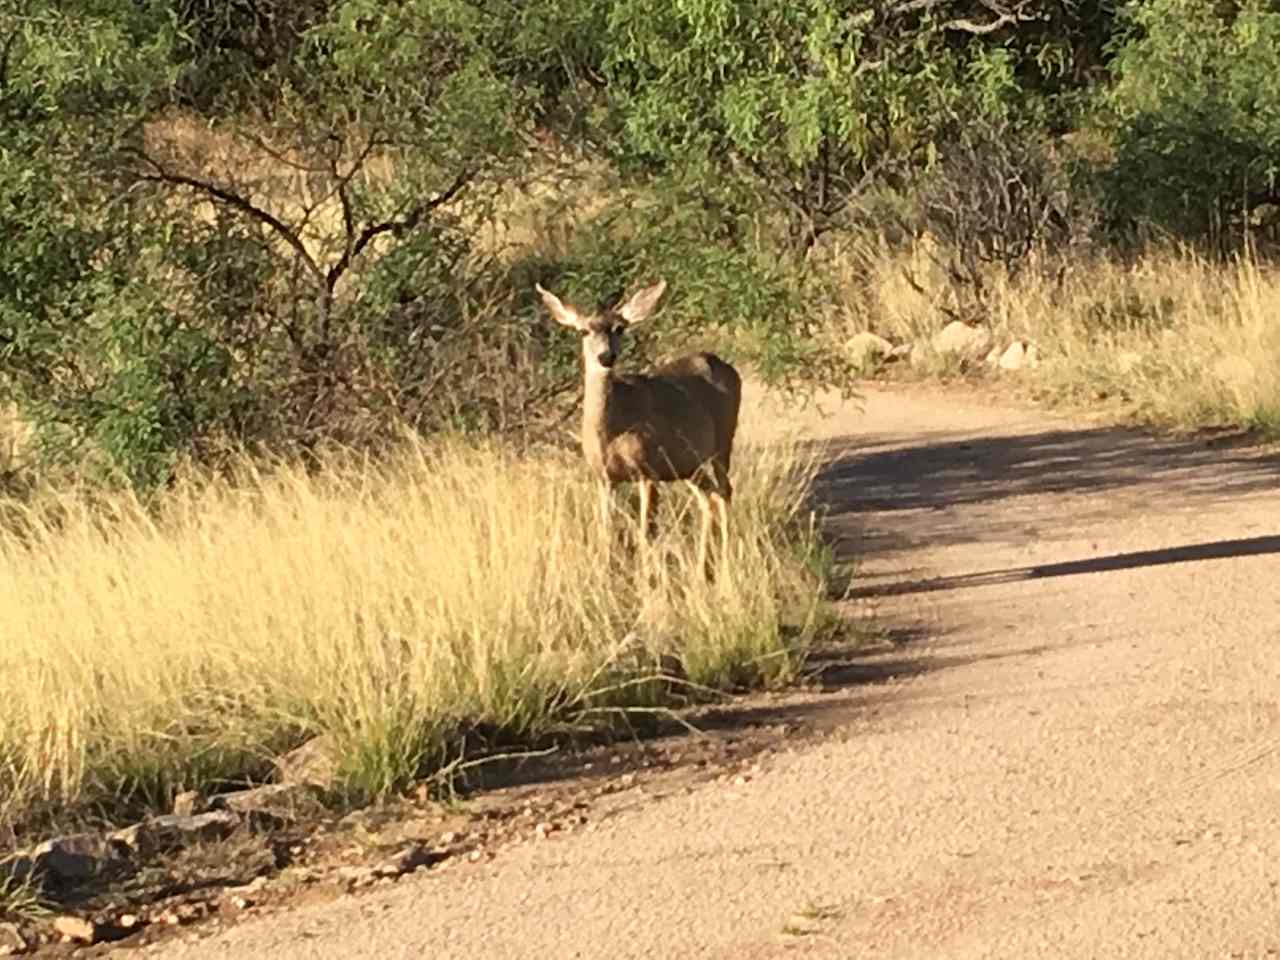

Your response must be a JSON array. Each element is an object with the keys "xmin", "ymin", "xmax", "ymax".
[
  {"xmin": 996, "ymin": 340, "xmax": 1040, "ymax": 371},
  {"xmin": 844, "ymin": 331, "xmax": 894, "ymax": 368},
  {"xmin": 210, "ymin": 783, "xmax": 321, "ymax": 819},
  {"xmin": 31, "ymin": 833, "xmax": 121, "ymax": 883},
  {"xmin": 733, "ymin": 775, "xmax": 749, "ymax": 787},
  {"xmin": 371, "ymin": 844, "xmax": 445, "ymax": 877},
  {"xmin": 0, "ymin": 923, "xmax": 27, "ymax": 955},
  {"xmin": 171, "ymin": 791, "xmax": 205, "ymax": 817},
  {"xmin": 227, "ymin": 876, "xmax": 268, "ymax": 896},
  {"xmin": 276, "ymin": 736, "xmax": 339, "ymax": 789},
  {"xmin": 336, "ymin": 866, "xmax": 375, "ymax": 887},
  {"xmin": 228, "ymin": 897, "xmax": 251, "ymax": 911},
  {"xmin": 932, "ymin": 321, "xmax": 992, "ymax": 360},
  {"xmin": 111, "ymin": 810, "xmax": 241, "ymax": 856},
  {"xmin": 534, "ymin": 822, "xmax": 556, "ymax": 839},
  {"xmin": 118, "ymin": 914, "xmax": 141, "ymax": 930},
  {"xmin": 52, "ymin": 916, "xmax": 98, "ymax": 944}
]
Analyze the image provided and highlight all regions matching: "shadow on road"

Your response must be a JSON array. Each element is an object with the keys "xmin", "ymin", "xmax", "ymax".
[
  {"xmin": 845, "ymin": 535, "xmax": 1280, "ymax": 599},
  {"xmin": 808, "ymin": 424, "xmax": 1280, "ymax": 562}
]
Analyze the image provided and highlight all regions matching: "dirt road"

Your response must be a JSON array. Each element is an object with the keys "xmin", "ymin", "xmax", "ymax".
[{"xmin": 161, "ymin": 383, "xmax": 1280, "ymax": 959}]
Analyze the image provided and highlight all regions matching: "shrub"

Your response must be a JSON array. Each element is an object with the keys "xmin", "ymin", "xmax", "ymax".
[{"xmin": 1104, "ymin": 0, "xmax": 1280, "ymax": 247}]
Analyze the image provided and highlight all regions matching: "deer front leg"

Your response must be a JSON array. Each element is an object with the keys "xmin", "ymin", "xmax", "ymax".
[{"xmin": 598, "ymin": 479, "xmax": 613, "ymax": 550}]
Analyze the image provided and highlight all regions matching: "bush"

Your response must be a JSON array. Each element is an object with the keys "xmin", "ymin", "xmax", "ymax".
[
  {"xmin": 1104, "ymin": 0, "xmax": 1280, "ymax": 247},
  {"xmin": 910, "ymin": 114, "xmax": 1096, "ymax": 303},
  {"xmin": 0, "ymin": 2, "xmax": 551, "ymax": 489}
]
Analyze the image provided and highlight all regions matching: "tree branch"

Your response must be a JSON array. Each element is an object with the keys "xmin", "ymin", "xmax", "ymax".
[
  {"xmin": 245, "ymin": 131, "xmax": 327, "ymax": 174},
  {"xmin": 326, "ymin": 136, "xmax": 387, "ymax": 292},
  {"xmin": 325, "ymin": 165, "xmax": 474, "ymax": 291},
  {"xmin": 885, "ymin": 0, "xmax": 948, "ymax": 17},
  {"xmin": 0, "ymin": 28, "xmax": 17, "ymax": 93},
  {"xmin": 942, "ymin": 13, "xmax": 1021, "ymax": 33},
  {"xmin": 130, "ymin": 152, "xmax": 326, "ymax": 287},
  {"xmin": 883, "ymin": 0, "xmax": 1038, "ymax": 32}
]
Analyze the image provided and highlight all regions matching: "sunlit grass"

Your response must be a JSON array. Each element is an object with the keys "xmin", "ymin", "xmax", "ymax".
[
  {"xmin": 0, "ymin": 424, "xmax": 832, "ymax": 838},
  {"xmin": 827, "ymin": 236, "xmax": 1280, "ymax": 435}
]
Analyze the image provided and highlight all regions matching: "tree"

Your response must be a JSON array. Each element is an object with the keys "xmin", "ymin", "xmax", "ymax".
[
  {"xmin": 0, "ymin": 0, "xmax": 542, "ymax": 487},
  {"xmin": 1104, "ymin": 0, "xmax": 1280, "ymax": 246},
  {"xmin": 596, "ymin": 0, "xmax": 1098, "ymax": 257}
]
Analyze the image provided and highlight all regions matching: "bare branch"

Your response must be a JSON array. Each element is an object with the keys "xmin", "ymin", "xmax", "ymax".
[
  {"xmin": 336, "ymin": 178, "xmax": 356, "ymax": 264},
  {"xmin": 0, "ymin": 28, "xmax": 17, "ymax": 93},
  {"xmin": 885, "ymin": 0, "xmax": 948, "ymax": 17},
  {"xmin": 130, "ymin": 151, "xmax": 325, "ymax": 287},
  {"xmin": 883, "ymin": 0, "xmax": 1038, "ymax": 33},
  {"xmin": 326, "ymin": 135, "xmax": 387, "ymax": 290},
  {"xmin": 325, "ymin": 165, "xmax": 474, "ymax": 291},
  {"xmin": 942, "ymin": 12, "xmax": 1021, "ymax": 33},
  {"xmin": 245, "ymin": 131, "xmax": 327, "ymax": 174}
]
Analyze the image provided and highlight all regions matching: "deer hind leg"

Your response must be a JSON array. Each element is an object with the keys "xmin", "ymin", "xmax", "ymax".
[
  {"xmin": 638, "ymin": 479, "xmax": 660, "ymax": 544},
  {"xmin": 692, "ymin": 461, "xmax": 733, "ymax": 582},
  {"xmin": 598, "ymin": 479, "xmax": 615, "ymax": 554},
  {"xmin": 713, "ymin": 459, "xmax": 732, "ymax": 575},
  {"xmin": 693, "ymin": 486, "xmax": 715, "ymax": 582},
  {"xmin": 711, "ymin": 491, "xmax": 730, "ymax": 576}
]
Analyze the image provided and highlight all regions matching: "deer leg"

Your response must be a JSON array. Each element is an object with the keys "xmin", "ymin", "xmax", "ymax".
[
  {"xmin": 711, "ymin": 491, "xmax": 730, "ymax": 576},
  {"xmin": 638, "ymin": 479, "xmax": 660, "ymax": 545},
  {"xmin": 635, "ymin": 479, "xmax": 652, "ymax": 581},
  {"xmin": 598, "ymin": 479, "xmax": 613, "ymax": 551},
  {"xmin": 694, "ymin": 488, "xmax": 715, "ymax": 582},
  {"xmin": 714, "ymin": 461, "xmax": 733, "ymax": 575}
]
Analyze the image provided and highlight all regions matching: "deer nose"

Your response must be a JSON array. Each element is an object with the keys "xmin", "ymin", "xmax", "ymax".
[{"xmin": 597, "ymin": 349, "xmax": 616, "ymax": 367}]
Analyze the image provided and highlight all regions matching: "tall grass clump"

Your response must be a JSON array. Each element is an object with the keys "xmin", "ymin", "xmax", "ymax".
[
  {"xmin": 0, "ymin": 424, "xmax": 830, "ymax": 839},
  {"xmin": 829, "ymin": 236, "xmax": 1280, "ymax": 436}
]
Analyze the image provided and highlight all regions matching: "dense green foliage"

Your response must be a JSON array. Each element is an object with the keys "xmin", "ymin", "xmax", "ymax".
[
  {"xmin": 1, "ymin": 0, "xmax": 1275, "ymax": 487},
  {"xmin": 1105, "ymin": 0, "xmax": 1280, "ymax": 244}
]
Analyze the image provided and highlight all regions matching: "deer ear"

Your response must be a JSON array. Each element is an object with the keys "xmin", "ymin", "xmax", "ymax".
[
  {"xmin": 616, "ymin": 280, "xmax": 667, "ymax": 326},
  {"xmin": 535, "ymin": 283, "xmax": 585, "ymax": 330}
]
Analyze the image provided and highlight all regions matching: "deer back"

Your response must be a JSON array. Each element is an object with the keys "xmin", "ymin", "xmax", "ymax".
[{"xmin": 592, "ymin": 353, "xmax": 741, "ymax": 483}]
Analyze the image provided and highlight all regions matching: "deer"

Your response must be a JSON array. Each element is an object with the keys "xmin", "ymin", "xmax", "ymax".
[{"xmin": 535, "ymin": 279, "xmax": 742, "ymax": 580}]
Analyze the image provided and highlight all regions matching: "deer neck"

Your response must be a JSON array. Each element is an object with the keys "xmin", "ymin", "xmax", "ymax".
[{"xmin": 581, "ymin": 363, "xmax": 616, "ymax": 468}]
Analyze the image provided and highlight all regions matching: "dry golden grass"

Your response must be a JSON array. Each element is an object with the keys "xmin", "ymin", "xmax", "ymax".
[
  {"xmin": 0, "ymin": 421, "xmax": 832, "ymax": 838},
  {"xmin": 825, "ymin": 236, "xmax": 1280, "ymax": 434}
]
